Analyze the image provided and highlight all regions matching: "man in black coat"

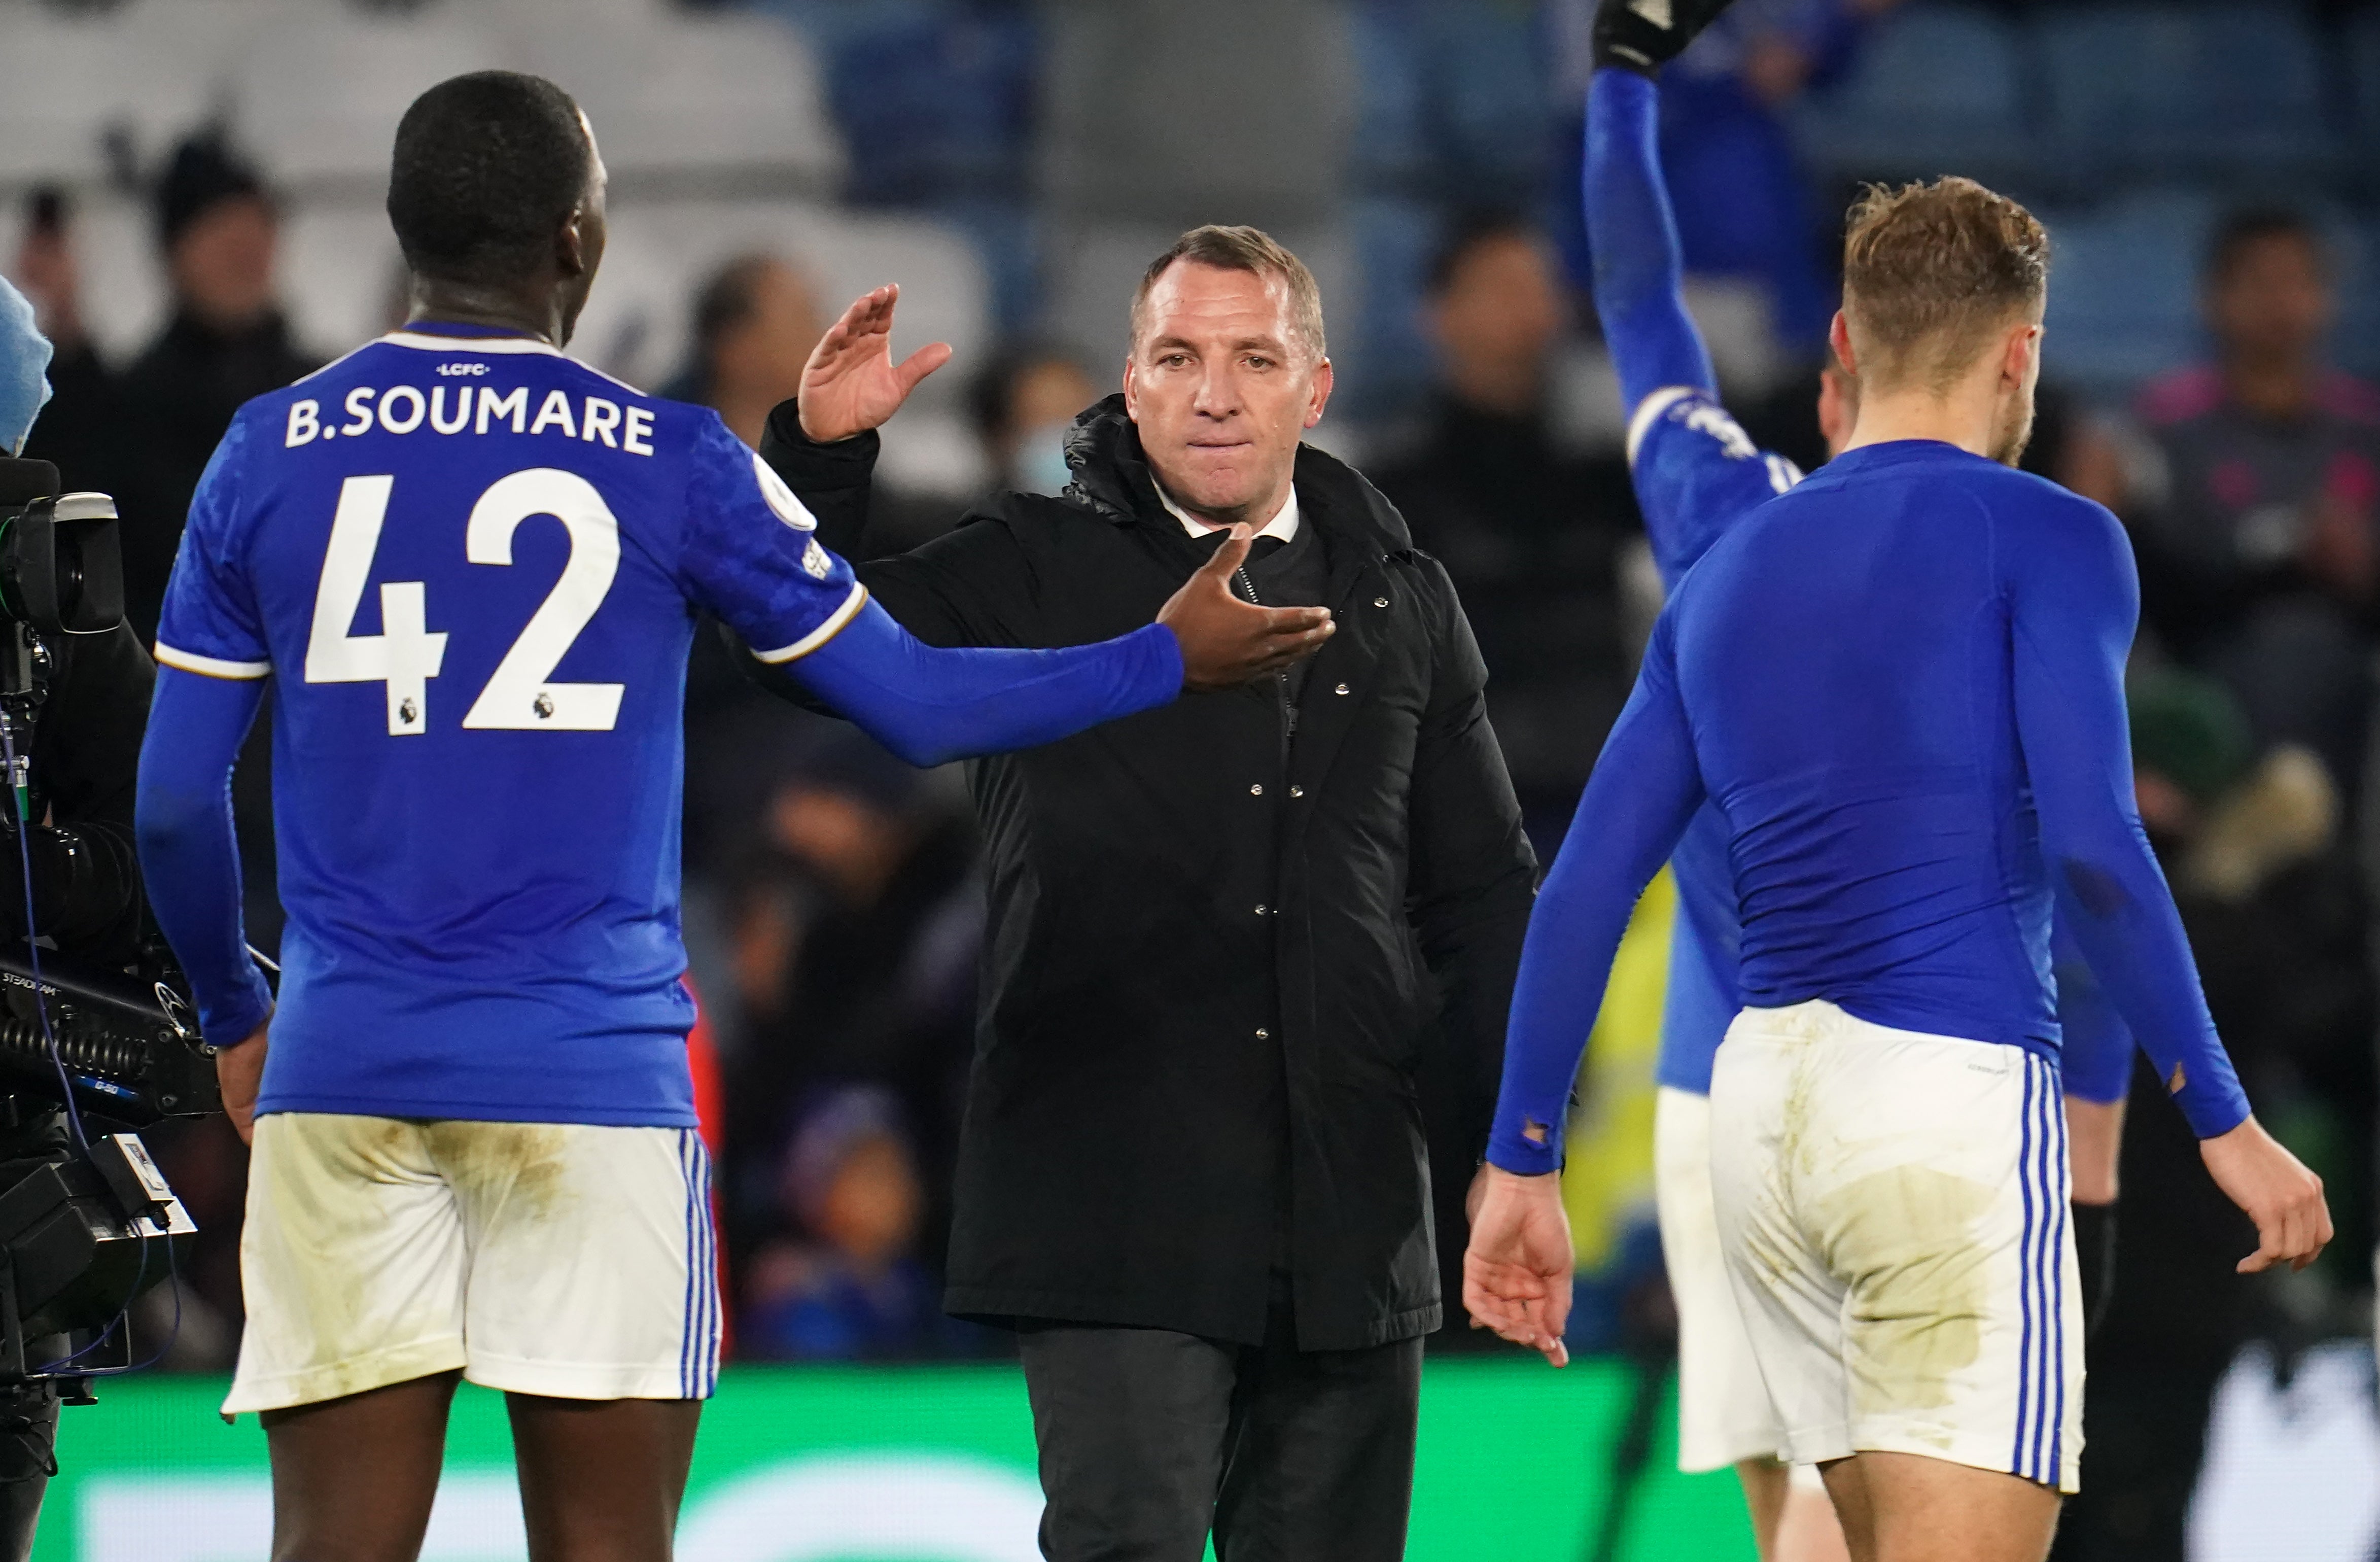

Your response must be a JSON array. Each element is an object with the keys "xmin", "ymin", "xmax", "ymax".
[{"xmin": 748, "ymin": 226, "xmax": 1537, "ymax": 1559}]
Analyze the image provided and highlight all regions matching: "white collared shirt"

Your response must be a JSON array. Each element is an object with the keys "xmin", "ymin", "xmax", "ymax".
[{"xmin": 1158, "ymin": 483, "xmax": 1301, "ymax": 545}]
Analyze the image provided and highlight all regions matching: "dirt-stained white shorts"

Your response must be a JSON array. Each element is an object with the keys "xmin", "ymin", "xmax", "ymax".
[
  {"xmin": 225, "ymin": 1112, "xmax": 720, "ymax": 1417},
  {"xmin": 1656, "ymin": 1085, "xmax": 1788, "ymax": 1473},
  {"xmin": 1708, "ymin": 1000, "xmax": 2083, "ymax": 1492}
]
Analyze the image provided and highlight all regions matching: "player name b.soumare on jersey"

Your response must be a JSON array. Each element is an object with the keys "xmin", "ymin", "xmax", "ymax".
[{"xmin": 156, "ymin": 324, "xmax": 868, "ymax": 1128}]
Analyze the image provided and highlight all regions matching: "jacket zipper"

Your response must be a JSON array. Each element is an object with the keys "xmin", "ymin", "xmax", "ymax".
[{"xmin": 1232, "ymin": 565, "xmax": 1297, "ymax": 756}]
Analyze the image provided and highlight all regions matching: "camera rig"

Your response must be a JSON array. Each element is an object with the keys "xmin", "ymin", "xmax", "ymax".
[{"xmin": 0, "ymin": 459, "xmax": 203, "ymax": 1382}]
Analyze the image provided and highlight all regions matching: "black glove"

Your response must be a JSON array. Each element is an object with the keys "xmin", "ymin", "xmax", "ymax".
[
  {"xmin": 1593, "ymin": 0, "xmax": 1742, "ymax": 76},
  {"xmin": 2073, "ymin": 1199, "xmax": 2117, "ymax": 1341}
]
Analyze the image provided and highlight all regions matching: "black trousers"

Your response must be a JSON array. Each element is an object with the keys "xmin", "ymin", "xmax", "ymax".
[{"xmin": 1016, "ymin": 1300, "xmax": 1422, "ymax": 1562}]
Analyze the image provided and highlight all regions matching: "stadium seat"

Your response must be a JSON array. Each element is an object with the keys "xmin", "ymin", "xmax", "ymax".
[
  {"xmin": 2331, "ymin": 219, "xmax": 2380, "ymax": 383},
  {"xmin": 2349, "ymin": 12, "xmax": 2380, "ymax": 161},
  {"xmin": 278, "ymin": 202, "xmax": 410, "ymax": 361},
  {"xmin": 0, "ymin": 187, "xmax": 171, "ymax": 365},
  {"xmin": 2039, "ymin": 6, "xmax": 2333, "ymax": 183},
  {"xmin": 230, "ymin": 11, "xmax": 514, "ymax": 189},
  {"xmin": 1792, "ymin": 3, "xmax": 2031, "ymax": 183},
  {"xmin": 2038, "ymin": 192, "xmax": 2215, "ymax": 400},
  {"xmin": 514, "ymin": 14, "xmax": 843, "ymax": 191},
  {"xmin": 566, "ymin": 200, "xmax": 988, "ymax": 399},
  {"xmin": 0, "ymin": 5, "xmax": 228, "ymax": 188}
]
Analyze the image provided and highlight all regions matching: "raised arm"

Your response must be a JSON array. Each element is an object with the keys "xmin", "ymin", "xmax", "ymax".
[
  {"xmin": 1586, "ymin": 67, "xmax": 1715, "ymax": 420},
  {"xmin": 2009, "ymin": 494, "xmax": 2328, "ymax": 1271},
  {"xmin": 1585, "ymin": 44, "xmax": 1799, "ymax": 585}
]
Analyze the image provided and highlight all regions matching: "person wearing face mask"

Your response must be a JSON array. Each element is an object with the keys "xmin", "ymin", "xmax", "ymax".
[{"xmin": 966, "ymin": 343, "xmax": 1099, "ymax": 498}]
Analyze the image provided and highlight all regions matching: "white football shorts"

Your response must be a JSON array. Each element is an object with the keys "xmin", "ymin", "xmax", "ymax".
[
  {"xmin": 1655, "ymin": 1085, "xmax": 1786, "ymax": 1473},
  {"xmin": 225, "ymin": 1112, "xmax": 721, "ymax": 1416},
  {"xmin": 1708, "ymin": 1000, "xmax": 2083, "ymax": 1492}
]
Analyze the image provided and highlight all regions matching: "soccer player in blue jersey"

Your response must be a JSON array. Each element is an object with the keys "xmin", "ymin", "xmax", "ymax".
[
  {"xmin": 132, "ymin": 73, "xmax": 1331, "ymax": 1562},
  {"xmin": 1560, "ymin": 6, "xmax": 2141, "ymax": 1559},
  {"xmin": 1467, "ymin": 100, "xmax": 2330, "ymax": 1562}
]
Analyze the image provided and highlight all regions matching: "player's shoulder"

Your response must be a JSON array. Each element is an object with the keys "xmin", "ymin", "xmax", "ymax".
[{"xmin": 1962, "ymin": 463, "xmax": 2129, "ymax": 580}]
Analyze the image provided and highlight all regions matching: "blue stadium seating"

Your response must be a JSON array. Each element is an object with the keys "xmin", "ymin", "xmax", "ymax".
[
  {"xmin": 2039, "ymin": 6, "xmax": 2333, "ymax": 184},
  {"xmin": 2039, "ymin": 191, "xmax": 2214, "ymax": 400},
  {"xmin": 1792, "ymin": 3, "xmax": 2032, "ymax": 183}
]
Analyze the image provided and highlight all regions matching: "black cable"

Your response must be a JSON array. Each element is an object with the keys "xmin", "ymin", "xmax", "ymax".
[{"xmin": 0, "ymin": 714, "xmax": 184, "ymax": 1377}]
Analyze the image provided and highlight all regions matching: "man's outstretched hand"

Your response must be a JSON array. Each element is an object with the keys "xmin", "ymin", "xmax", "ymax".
[
  {"xmin": 1157, "ymin": 526, "xmax": 1334, "ymax": 690},
  {"xmin": 2200, "ymin": 1114, "xmax": 2332, "ymax": 1274},
  {"xmin": 796, "ymin": 285, "xmax": 954, "ymax": 444},
  {"xmin": 1594, "ymin": 0, "xmax": 1741, "ymax": 75},
  {"xmin": 1463, "ymin": 1164, "xmax": 1573, "ymax": 1366}
]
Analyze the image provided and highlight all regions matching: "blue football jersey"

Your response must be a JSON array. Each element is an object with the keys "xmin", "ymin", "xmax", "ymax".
[
  {"xmin": 155, "ymin": 324, "xmax": 868, "ymax": 1127},
  {"xmin": 1625, "ymin": 386, "xmax": 1799, "ymax": 1095}
]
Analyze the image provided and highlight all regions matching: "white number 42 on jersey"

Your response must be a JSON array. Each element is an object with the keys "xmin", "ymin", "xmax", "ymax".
[{"xmin": 305, "ymin": 469, "xmax": 624, "ymax": 736}]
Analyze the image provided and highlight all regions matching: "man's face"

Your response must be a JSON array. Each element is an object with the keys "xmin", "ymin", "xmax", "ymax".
[
  {"xmin": 1428, "ymin": 231, "xmax": 1565, "ymax": 402},
  {"xmin": 556, "ymin": 117, "xmax": 609, "ymax": 346},
  {"xmin": 168, "ymin": 194, "xmax": 276, "ymax": 334},
  {"xmin": 1123, "ymin": 261, "xmax": 1331, "ymax": 522},
  {"xmin": 2209, "ymin": 233, "xmax": 2331, "ymax": 367},
  {"xmin": 715, "ymin": 261, "xmax": 822, "ymax": 404}
]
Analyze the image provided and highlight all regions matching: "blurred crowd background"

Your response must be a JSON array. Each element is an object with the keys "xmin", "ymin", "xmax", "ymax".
[{"xmin": 1, "ymin": 0, "xmax": 2375, "ymax": 1507}]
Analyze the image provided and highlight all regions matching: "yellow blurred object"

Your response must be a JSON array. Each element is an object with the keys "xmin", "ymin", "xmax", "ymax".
[{"xmin": 1560, "ymin": 867, "xmax": 1674, "ymax": 1273}]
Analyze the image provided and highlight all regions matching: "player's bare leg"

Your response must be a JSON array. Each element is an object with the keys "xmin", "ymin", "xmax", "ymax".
[
  {"xmin": 508, "ymin": 1395, "xmax": 702, "ymax": 1562},
  {"xmin": 261, "ymin": 1370, "xmax": 462, "ymax": 1562},
  {"xmin": 1737, "ymin": 1458, "xmax": 1790, "ymax": 1556},
  {"xmin": 1821, "ymin": 1451, "xmax": 2058, "ymax": 1562},
  {"xmin": 1777, "ymin": 1477, "xmax": 1854, "ymax": 1562}
]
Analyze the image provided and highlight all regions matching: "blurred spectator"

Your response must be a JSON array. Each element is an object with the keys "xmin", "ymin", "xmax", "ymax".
[
  {"xmin": 716, "ymin": 727, "xmax": 981, "ymax": 1321},
  {"xmin": 739, "ymin": 1086, "xmax": 972, "ymax": 1361},
  {"xmin": 1369, "ymin": 213, "xmax": 1640, "ymax": 821},
  {"xmin": 666, "ymin": 253, "xmax": 824, "ymax": 450},
  {"xmin": 964, "ymin": 342, "xmax": 1097, "ymax": 497},
  {"xmin": 2053, "ymin": 667, "xmax": 2374, "ymax": 1562},
  {"xmin": 2122, "ymin": 210, "xmax": 2380, "ymax": 799},
  {"xmin": 11, "ymin": 189, "xmax": 118, "ymax": 499},
  {"xmin": 112, "ymin": 134, "xmax": 320, "ymax": 645}
]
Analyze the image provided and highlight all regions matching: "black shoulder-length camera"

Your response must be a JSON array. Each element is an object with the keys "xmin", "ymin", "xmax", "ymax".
[{"xmin": 0, "ymin": 459, "xmax": 122, "ymax": 638}]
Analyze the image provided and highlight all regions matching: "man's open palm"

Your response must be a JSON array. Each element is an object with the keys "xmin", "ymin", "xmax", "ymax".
[
  {"xmin": 797, "ymin": 284, "xmax": 953, "ymax": 444},
  {"xmin": 1463, "ymin": 1168, "xmax": 1573, "ymax": 1366}
]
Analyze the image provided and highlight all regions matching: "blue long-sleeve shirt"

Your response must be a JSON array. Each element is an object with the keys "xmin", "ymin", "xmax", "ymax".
[
  {"xmin": 1488, "ymin": 438, "xmax": 2253, "ymax": 1174},
  {"xmin": 1585, "ymin": 66, "xmax": 2137, "ymax": 1108},
  {"xmin": 134, "ymin": 324, "xmax": 1185, "ymax": 1127}
]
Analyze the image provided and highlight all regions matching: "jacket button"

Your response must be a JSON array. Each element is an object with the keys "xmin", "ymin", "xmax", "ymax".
[
  {"xmin": 1288, "ymin": 785, "xmax": 1304, "ymax": 798},
  {"xmin": 1334, "ymin": 682, "xmax": 1350, "ymax": 696},
  {"xmin": 1254, "ymin": 904, "xmax": 1269, "ymax": 916},
  {"xmin": 1374, "ymin": 596, "xmax": 1389, "ymax": 608},
  {"xmin": 1249, "ymin": 783, "xmax": 1263, "ymax": 795},
  {"xmin": 1255, "ymin": 1028, "xmax": 1270, "ymax": 1040}
]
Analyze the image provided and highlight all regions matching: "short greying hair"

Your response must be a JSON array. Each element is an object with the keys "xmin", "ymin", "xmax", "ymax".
[{"xmin": 1129, "ymin": 225, "xmax": 1327, "ymax": 363}]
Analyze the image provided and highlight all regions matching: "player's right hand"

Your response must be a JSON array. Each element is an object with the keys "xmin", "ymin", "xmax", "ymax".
[
  {"xmin": 1158, "ymin": 525, "xmax": 1334, "ymax": 690},
  {"xmin": 796, "ymin": 284, "xmax": 953, "ymax": 444},
  {"xmin": 217, "ymin": 1018, "xmax": 270, "ymax": 1146},
  {"xmin": 2200, "ymin": 1114, "xmax": 2331, "ymax": 1273},
  {"xmin": 1463, "ymin": 1165, "xmax": 1574, "ymax": 1367},
  {"xmin": 1593, "ymin": 0, "xmax": 1741, "ymax": 75}
]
